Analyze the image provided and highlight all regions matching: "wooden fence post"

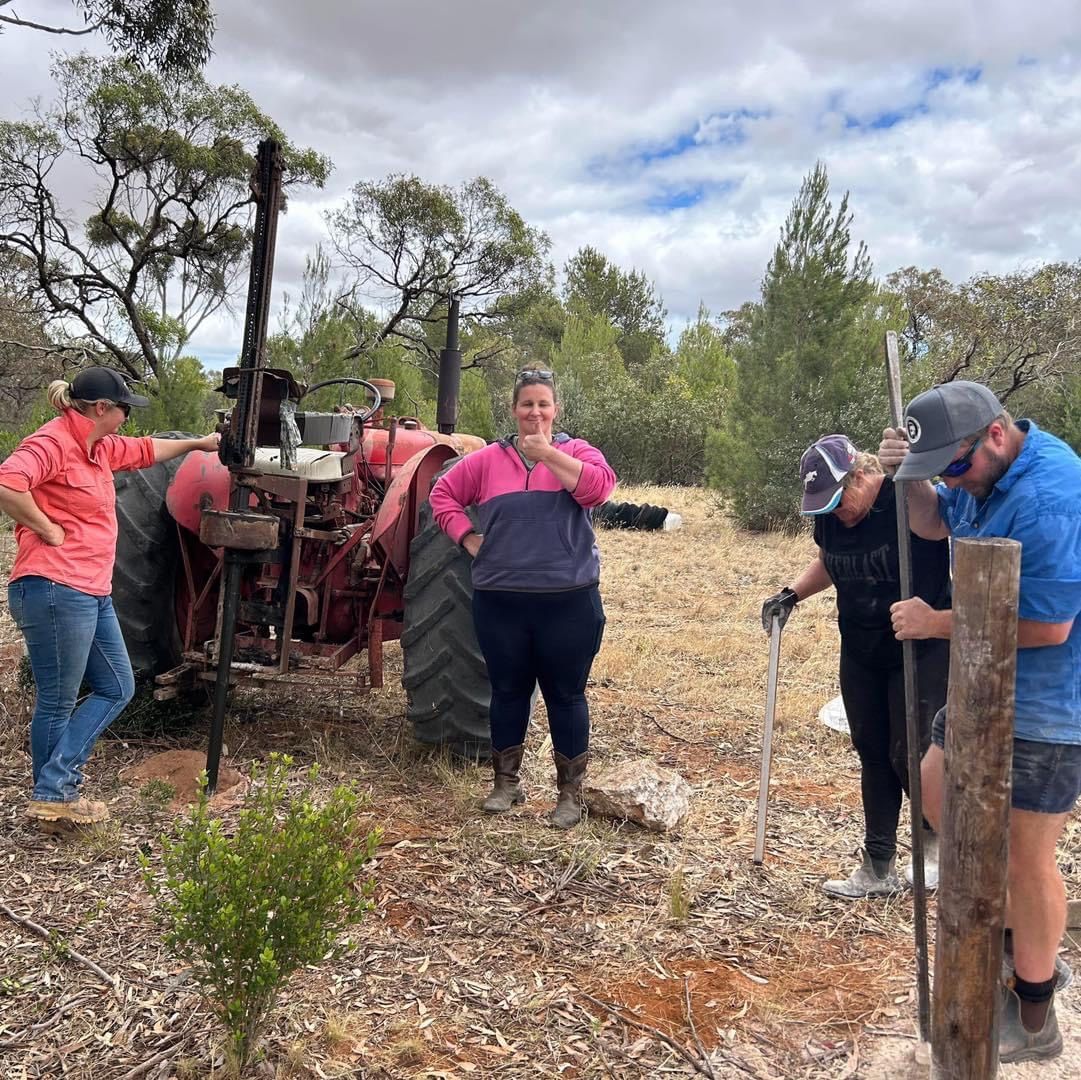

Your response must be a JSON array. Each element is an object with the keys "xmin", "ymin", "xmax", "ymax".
[{"xmin": 932, "ymin": 538, "xmax": 1021, "ymax": 1080}]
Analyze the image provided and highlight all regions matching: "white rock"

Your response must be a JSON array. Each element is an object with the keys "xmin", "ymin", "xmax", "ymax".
[{"xmin": 583, "ymin": 760, "xmax": 691, "ymax": 832}]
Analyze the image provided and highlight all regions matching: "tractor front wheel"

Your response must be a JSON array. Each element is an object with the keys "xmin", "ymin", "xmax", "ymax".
[{"xmin": 112, "ymin": 434, "xmax": 192, "ymax": 679}]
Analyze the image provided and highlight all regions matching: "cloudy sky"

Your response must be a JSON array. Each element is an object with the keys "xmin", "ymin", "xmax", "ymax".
[{"xmin": 3, "ymin": 0, "xmax": 1081, "ymax": 367}]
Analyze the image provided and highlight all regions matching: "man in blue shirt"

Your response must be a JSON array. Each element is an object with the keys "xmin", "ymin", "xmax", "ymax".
[{"xmin": 879, "ymin": 380, "xmax": 1081, "ymax": 1065}]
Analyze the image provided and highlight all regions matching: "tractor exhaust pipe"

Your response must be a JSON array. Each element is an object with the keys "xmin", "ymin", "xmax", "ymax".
[{"xmin": 436, "ymin": 296, "xmax": 462, "ymax": 435}]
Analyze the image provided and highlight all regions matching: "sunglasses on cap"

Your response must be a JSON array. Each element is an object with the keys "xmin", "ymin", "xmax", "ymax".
[
  {"xmin": 515, "ymin": 368, "xmax": 554, "ymax": 382},
  {"xmin": 939, "ymin": 437, "xmax": 981, "ymax": 478}
]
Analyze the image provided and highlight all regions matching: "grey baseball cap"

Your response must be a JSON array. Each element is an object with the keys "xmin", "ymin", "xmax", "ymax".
[{"xmin": 895, "ymin": 380, "xmax": 1004, "ymax": 481}]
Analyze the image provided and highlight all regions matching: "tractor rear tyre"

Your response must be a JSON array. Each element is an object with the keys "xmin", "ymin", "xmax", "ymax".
[
  {"xmin": 111, "ymin": 433, "xmax": 191, "ymax": 679},
  {"xmin": 402, "ymin": 475, "xmax": 491, "ymax": 760}
]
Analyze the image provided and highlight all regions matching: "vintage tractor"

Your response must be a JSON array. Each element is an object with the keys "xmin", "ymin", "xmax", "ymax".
[{"xmin": 110, "ymin": 141, "xmax": 494, "ymax": 772}]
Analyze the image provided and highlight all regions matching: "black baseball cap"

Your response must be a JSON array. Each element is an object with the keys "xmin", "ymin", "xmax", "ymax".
[
  {"xmin": 70, "ymin": 367, "xmax": 150, "ymax": 408},
  {"xmin": 800, "ymin": 434, "xmax": 858, "ymax": 514},
  {"xmin": 895, "ymin": 381, "xmax": 1004, "ymax": 481}
]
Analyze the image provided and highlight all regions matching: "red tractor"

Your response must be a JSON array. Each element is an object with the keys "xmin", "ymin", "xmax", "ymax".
[
  {"xmin": 112, "ymin": 373, "xmax": 491, "ymax": 756},
  {"xmin": 109, "ymin": 141, "xmax": 494, "ymax": 768}
]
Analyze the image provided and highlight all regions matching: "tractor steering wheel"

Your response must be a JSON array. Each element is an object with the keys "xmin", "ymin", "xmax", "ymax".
[{"xmin": 301, "ymin": 378, "xmax": 383, "ymax": 424}]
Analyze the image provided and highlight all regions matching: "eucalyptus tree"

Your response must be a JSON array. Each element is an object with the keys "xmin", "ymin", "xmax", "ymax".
[
  {"xmin": 0, "ymin": 53, "xmax": 329, "ymax": 379},
  {"xmin": 328, "ymin": 174, "xmax": 551, "ymax": 375},
  {"xmin": 0, "ymin": 0, "xmax": 214, "ymax": 73}
]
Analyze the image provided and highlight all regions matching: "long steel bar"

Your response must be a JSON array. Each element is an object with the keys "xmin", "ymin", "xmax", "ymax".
[
  {"xmin": 753, "ymin": 614, "xmax": 782, "ymax": 864},
  {"xmin": 884, "ymin": 329, "xmax": 932, "ymax": 1045}
]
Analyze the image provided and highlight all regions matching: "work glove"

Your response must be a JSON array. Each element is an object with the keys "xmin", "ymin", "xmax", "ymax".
[{"xmin": 761, "ymin": 587, "xmax": 798, "ymax": 632}]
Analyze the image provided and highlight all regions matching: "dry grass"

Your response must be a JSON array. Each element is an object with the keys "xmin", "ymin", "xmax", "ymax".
[{"xmin": 1, "ymin": 491, "xmax": 1079, "ymax": 1078}]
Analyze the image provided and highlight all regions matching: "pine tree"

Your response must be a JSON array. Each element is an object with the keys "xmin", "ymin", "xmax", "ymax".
[{"xmin": 708, "ymin": 163, "xmax": 892, "ymax": 531}]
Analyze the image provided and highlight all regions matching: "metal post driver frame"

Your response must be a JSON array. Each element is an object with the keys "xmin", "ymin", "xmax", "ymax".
[
  {"xmin": 753, "ymin": 613, "xmax": 782, "ymax": 864},
  {"xmin": 205, "ymin": 139, "xmax": 284, "ymax": 793},
  {"xmin": 884, "ymin": 329, "xmax": 932, "ymax": 1047}
]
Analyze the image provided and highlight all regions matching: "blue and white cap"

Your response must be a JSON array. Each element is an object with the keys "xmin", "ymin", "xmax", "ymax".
[{"xmin": 800, "ymin": 434, "xmax": 858, "ymax": 515}]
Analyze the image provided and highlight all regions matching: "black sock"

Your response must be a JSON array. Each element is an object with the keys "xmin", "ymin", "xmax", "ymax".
[{"xmin": 1015, "ymin": 975, "xmax": 1055, "ymax": 1002}]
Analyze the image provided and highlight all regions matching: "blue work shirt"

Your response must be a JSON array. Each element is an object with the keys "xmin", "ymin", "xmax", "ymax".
[{"xmin": 937, "ymin": 421, "xmax": 1081, "ymax": 743}]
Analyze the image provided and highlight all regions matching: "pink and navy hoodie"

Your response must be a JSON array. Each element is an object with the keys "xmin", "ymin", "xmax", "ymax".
[{"xmin": 429, "ymin": 433, "xmax": 617, "ymax": 592}]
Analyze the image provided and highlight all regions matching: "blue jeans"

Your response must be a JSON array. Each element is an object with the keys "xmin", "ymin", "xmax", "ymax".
[{"xmin": 8, "ymin": 576, "xmax": 135, "ymax": 802}]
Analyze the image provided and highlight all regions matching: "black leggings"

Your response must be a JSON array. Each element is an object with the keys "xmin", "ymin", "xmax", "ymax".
[
  {"xmin": 472, "ymin": 586, "xmax": 606, "ymax": 759},
  {"xmin": 839, "ymin": 641, "xmax": 950, "ymax": 862}
]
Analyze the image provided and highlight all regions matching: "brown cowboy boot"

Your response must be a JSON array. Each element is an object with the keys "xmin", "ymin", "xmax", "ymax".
[
  {"xmin": 549, "ymin": 751, "xmax": 588, "ymax": 829},
  {"xmin": 482, "ymin": 745, "xmax": 525, "ymax": 812}
]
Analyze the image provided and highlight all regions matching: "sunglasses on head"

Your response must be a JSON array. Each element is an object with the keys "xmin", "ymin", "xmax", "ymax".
[
  {"xmin": 939, "ymin": 437, "xmax": 982, "ymax": 478},
  {"xmin": 515, "ymin": 368, "xmax": 554, "ymax": 382}
]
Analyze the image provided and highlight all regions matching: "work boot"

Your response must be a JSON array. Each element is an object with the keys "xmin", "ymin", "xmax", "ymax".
[
  {"xmin": 999, "ymin": 985, "xmax": 1062, "ymax": 1063},
  {"xmin": 26, "ymin": 797, "xmax": 109, "ymax": 825},
  {"xmin": 903, "ymin": 828, "xmax": 939, "ymax": 890},
  {"xmin": 549, "ymin": 751, "xmax": 588, "ymax": 829},
  {"xmin": 481, "ymin": 745, "xmax": 525, "ymax": 813},
  {"xmin": 821, "ymin": 851, "xmax": 903, "ymax": 900}
]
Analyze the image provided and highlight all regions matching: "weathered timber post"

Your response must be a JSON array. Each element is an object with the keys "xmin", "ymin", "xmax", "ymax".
[{"xmin": 932, "ymin": 537, "xmax": 1021, "ymax": 1080}]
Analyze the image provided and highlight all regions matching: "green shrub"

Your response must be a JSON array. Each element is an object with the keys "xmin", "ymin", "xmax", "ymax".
[{"xmin": 142, "ymin": 755, "xmax": 379, "ymax": 1074}]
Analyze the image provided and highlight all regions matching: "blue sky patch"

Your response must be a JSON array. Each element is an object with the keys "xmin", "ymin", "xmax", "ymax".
[
  {"xmin": 645, "ymin": 178, "xmax": 738, "ymax": 213},
  {"xmin": 593, "ymin": 107, "xmax": 769, "ymax": 178},
  {"xmin": 840, "ymin": 64, "xmax": 982, "ymax": 132}
]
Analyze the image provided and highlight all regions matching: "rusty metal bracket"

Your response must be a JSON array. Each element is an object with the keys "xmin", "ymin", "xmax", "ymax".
[{"xmin": 200, "ymin": 509, "xmax": 280, "ymax": 551}]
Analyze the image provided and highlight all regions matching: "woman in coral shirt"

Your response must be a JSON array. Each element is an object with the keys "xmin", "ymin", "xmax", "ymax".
[{"xmin": 0, "ymin": 367, "xmax": 219, "ymax": 828}]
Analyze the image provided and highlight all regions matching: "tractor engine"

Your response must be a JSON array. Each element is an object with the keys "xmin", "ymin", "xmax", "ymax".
[{"xmin": 138, "ymin": 368, "xmax": 483, "ymax": 698}]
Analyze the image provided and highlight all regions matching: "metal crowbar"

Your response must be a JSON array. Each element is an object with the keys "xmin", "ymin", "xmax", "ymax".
[{"xmin": 753, "ymin": 613, "xmax": 782, "ymax": 864}]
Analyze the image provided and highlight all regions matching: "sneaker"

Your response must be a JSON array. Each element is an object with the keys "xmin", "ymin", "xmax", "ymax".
[
  {"xmin": 1002, "ymin": 952, "xmax": 1074, "ymax": 993},
  {"xmin": 903, "ymin": 831, "xmax": 939, "ymax": 890},
  {"xmin": 26, "ymin": 797, "xmax": 109, "ymax": 825},
  {"xmin": 999, "ymin": 985, "xmax": 1062, "ymax": 1063},
  {"xmin": 821, "ymin": 851, "xmax": 904, "ymax": 900}
]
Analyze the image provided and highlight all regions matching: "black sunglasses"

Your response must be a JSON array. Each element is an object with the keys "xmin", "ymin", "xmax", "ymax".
[
  {"xmin": 515, "ymin": 369, "xmax": 554, "ymax": 382},
  {"xmin": 113, "ymin": 401, "xmax": 131, "ymax": 418},
  {"xmin": 940, "ymin": 437, "xmax": 981, "ymax": 478}
]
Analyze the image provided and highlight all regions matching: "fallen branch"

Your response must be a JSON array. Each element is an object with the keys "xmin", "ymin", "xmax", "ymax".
[
  {"xmin": 0, "ymin": 899, "xmax": 121, "ymax": 998},
  {"xmin": 118, "ymin": 1036, "xmax": 185, "ymax": 1080},
  {"xmin": 683, "ymin": 977, "xmax": 717, "ymax": 1079}
]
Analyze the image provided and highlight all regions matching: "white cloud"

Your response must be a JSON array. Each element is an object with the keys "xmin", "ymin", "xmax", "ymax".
[{"xmin": 2, "ymin": 0, "xmax": 1081, "ymax": 362}]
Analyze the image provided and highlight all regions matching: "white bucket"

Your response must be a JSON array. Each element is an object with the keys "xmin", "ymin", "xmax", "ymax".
[{"xmin": 819, "ymin": 695, "xmax": 850, "ymax": 735}]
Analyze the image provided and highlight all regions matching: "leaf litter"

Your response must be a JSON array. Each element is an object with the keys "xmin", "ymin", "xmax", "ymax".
[{"xmin": 1, "ymin": 492, "xmax": 1079, "ymax": 1078}]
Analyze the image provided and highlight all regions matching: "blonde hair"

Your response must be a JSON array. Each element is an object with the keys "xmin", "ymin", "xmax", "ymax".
[
  {"xmin": 47, "ymin": 379, "xmax": 106, "ymax": 416},
  {"xmin": 841, "ymin": 450, "xmax": 884, "ymax": 485},
  {"xmin": 47, "ymin": 380, "xmax": 74, "ymax": 412}
]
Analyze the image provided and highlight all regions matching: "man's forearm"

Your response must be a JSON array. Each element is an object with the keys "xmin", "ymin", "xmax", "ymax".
[{"xmin": 902, "ymin": 479, "xmax": 949, "ymax": 540}]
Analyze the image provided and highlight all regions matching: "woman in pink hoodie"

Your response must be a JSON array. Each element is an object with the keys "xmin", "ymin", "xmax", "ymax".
[{"xmin": 429, "ymin": 369, "xmax": 617, "ymax": 827}]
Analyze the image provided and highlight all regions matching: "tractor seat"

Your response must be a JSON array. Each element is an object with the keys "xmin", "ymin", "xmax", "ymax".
[{"xmin": 253, "ymin": 447, "xmax": 351, "ymax": 481}]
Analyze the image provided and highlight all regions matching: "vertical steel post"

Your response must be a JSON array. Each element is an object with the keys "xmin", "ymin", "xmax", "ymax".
[{"xmin": 884, "ymin": 330, "xmax": 932, "ymax": 1045}]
